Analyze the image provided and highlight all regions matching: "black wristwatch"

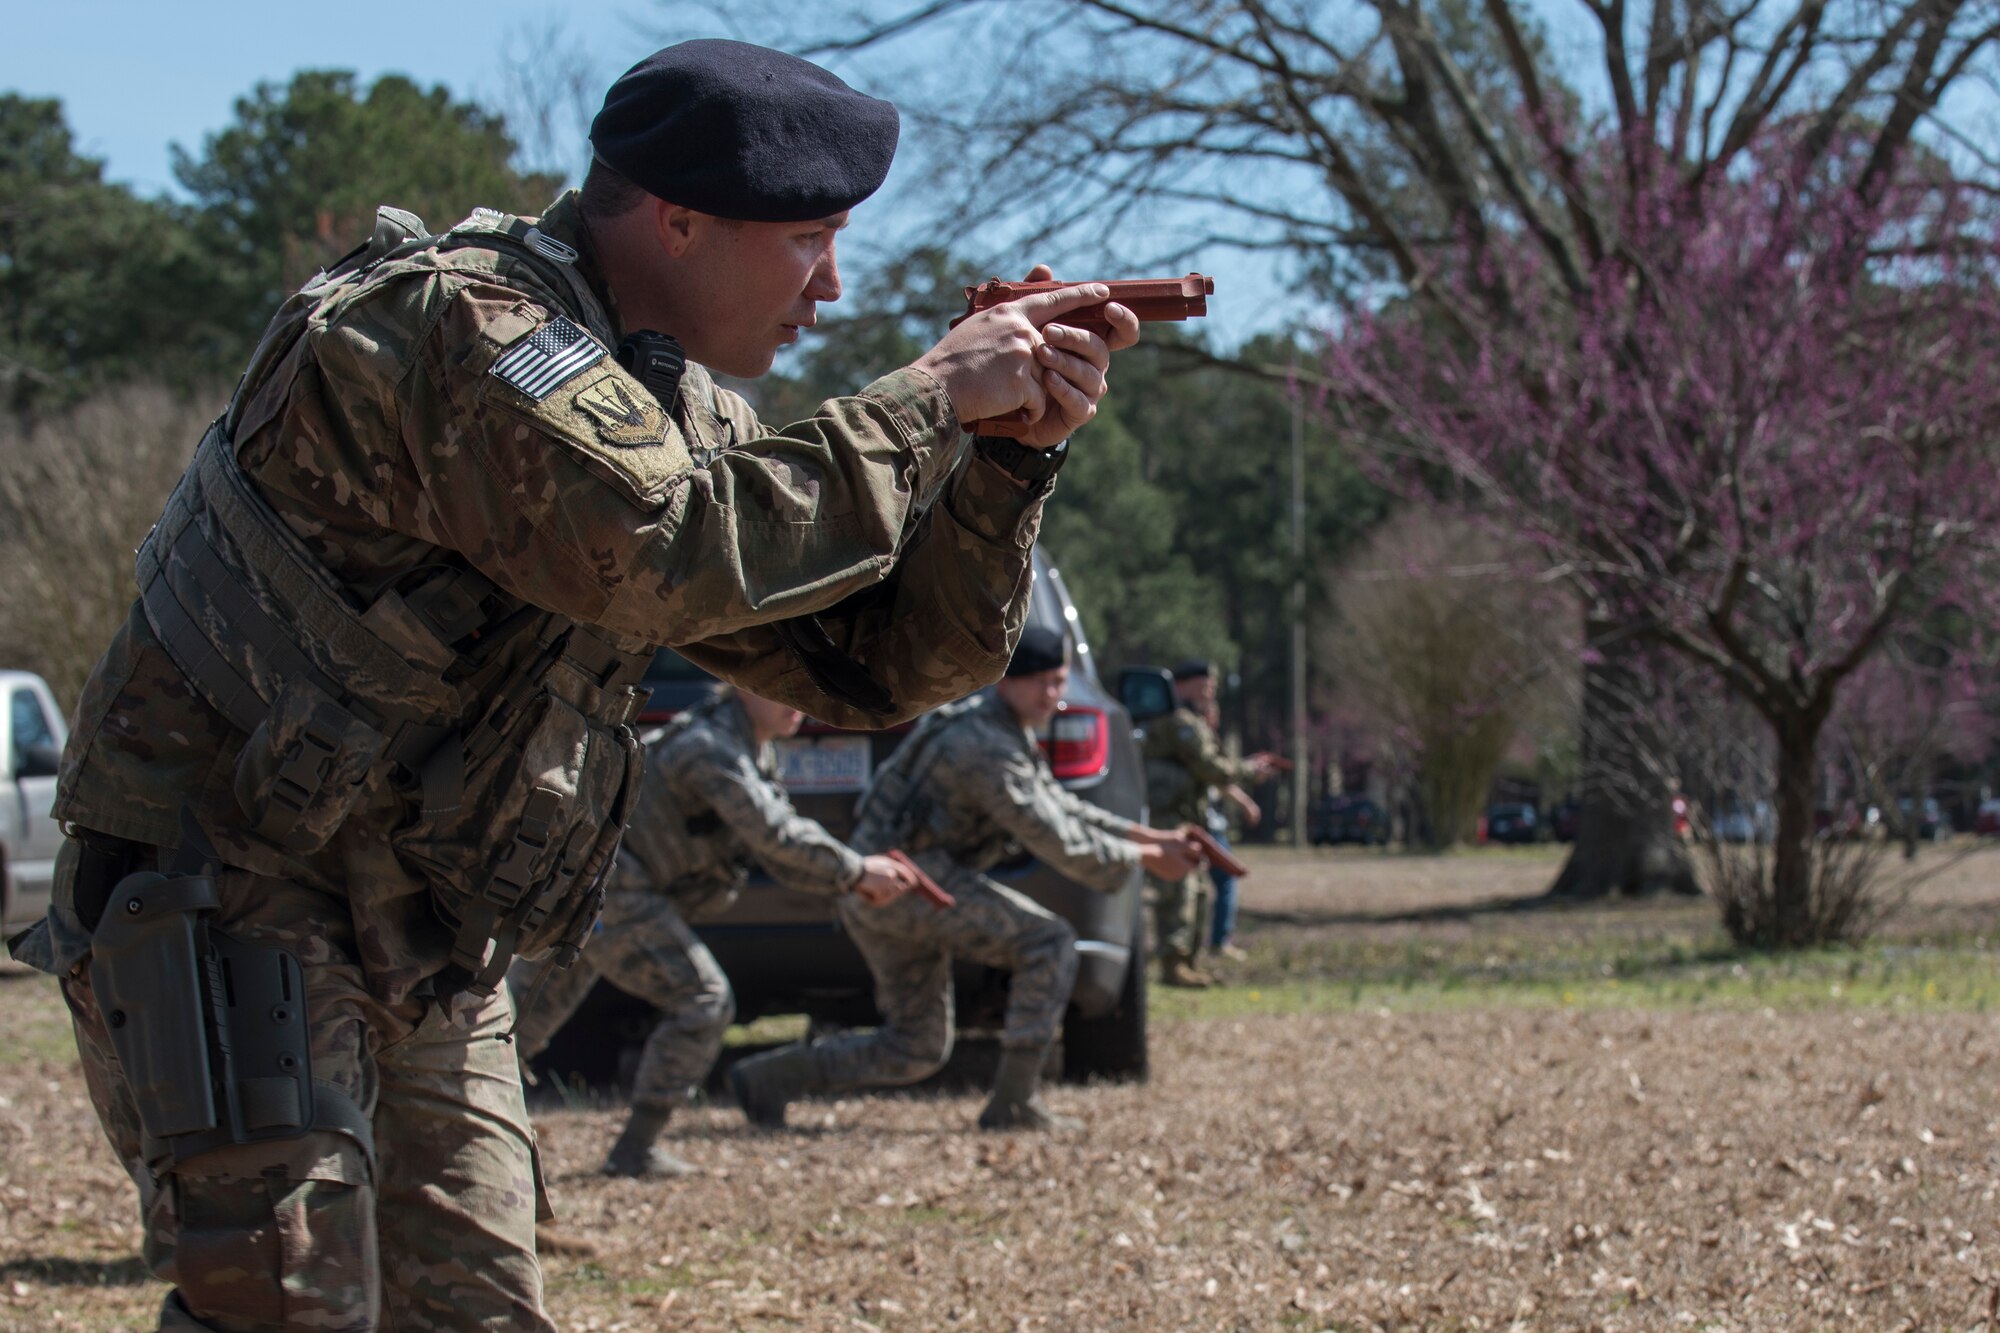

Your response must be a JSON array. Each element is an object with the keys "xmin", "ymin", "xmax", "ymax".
[{"xmin": 973, "ymin": 434, "xmax": 1070, "ymax": 484}]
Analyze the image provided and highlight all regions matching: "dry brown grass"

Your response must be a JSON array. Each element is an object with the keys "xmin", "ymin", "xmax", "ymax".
[{"xmin": 6, "ymin": 845, "xmax": 2000, "ymax": 1332}]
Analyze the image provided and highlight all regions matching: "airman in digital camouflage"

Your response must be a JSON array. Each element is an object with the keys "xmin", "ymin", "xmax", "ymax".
[
  {"xmin": 1200, "ymin": 697, "xmax": 1261, "ymax": 962},
  {"xmin": 510, "ymin": 684, "xmax": 914, "ymax": 1177},
  {"xmin": 5, "ymin": 38, "xmax": 1140, "ymax": 1333},
  {"xmin": 1143, "ymin": 661, "xmax": 1280, "ymax": 988},
  {"xmin": 729, "ymin": 627, "xmax": 1200, "ymax": 1133}
]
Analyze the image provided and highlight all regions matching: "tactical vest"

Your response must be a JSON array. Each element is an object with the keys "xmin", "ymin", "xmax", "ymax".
[
  {"xmin": 1141, "ymin": 708, "xmax": 1200, "ymax": 817},
  {"xmin": 849, "ymin": 695, "xmax": 987, "ymax": 855},
  {"xmin": 133, "ymin": 205, "xmax": 654, "ymax": 996},
  {"xmin": 623, "ymin": 698, "xmax": 754, "ymax": 916}
]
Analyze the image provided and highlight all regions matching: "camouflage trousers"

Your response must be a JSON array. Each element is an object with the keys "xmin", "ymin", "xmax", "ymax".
[
  {"xmin": 815, "ymin": 849, "xmax": 1077, "ymax": 1087},
  {"xmin": 64, "ymin": 863, "xmax": 552, "ymax": 1333},
  {"xmin": 511, "ymin": 887, "xmax": 734, "ymax": 1111},
  {"xmin": 1149, "ymin": 868, "xmax": 1212, "ymax": 965}
]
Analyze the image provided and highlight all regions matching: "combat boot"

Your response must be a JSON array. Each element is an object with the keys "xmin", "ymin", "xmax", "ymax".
[
  {"xmin": 601, "ymin": 1106, "xmax": 699, "ymax": 1178},
  {"xmin": 729, "ymin": 1043, "xmax": 824, "ymax": 1130},
  {"xmin": 978, "ymin": 1045, "xmax": 1082, "ymax": 1133},
  {"xmin": 1160, "ymin": 956, "xmax": 1215, "ymax": 989}
]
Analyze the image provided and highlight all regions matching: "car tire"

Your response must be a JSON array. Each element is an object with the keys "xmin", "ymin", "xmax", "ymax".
[{"xmin": 1062, "ymin": 896, "xmax": 1149, "ymax": 1085}]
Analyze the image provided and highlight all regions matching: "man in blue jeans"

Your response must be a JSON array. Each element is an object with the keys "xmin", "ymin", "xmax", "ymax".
[{"xmin": 1201, "ymin": 701, "xmax": 1261, "ymax": 963}]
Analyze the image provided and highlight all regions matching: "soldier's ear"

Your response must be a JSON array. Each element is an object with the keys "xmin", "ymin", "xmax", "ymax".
[{"xmin": 651, "ymin": 200, "xmax": 700, "ymax": 258}]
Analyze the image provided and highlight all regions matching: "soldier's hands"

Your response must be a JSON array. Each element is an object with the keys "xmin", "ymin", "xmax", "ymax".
[
  {"xmin": 911, "ymin": 264, "xmax": 1137, "ymax": 449},
  {"xmin": 1242, "ymin": 752, "xmax": 1286, "ymax": 784},
  {"xmin": 1013, "ymin": 263, "xmax": 1137, "ymax": 448},
  {"xmin": 852, "ymin": 855, "xmax": 916, "ymax": 907},
  {"xmin": 1136, "ymin": 828, "xmax": 1203, "ymax": 880}
]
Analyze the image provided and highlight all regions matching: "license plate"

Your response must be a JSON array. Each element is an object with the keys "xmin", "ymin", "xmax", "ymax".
[{"xmin": 775, "ymin": 735, "xmax": 872, "ymax": 793}]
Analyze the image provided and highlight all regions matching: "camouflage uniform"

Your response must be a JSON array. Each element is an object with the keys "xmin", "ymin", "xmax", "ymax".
[
  {"xmin": 9, "ymin": 192, "xmax": 1046, "ymax": 1333},
  {"xmin": 806, "ymin": 694, "xmax": 1141, "ymax": 1088},
  {"xmin": 512, "ymin": 690, "xmax": 864, "ymax": 1111},
  {"xmin": 1142, "ymin": 706, "xmax": 1258, "ymax": 970}
]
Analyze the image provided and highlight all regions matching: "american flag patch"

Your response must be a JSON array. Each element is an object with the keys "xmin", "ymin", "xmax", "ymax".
[{"xmin": 489, "ymin": 316, "xmax": 604, "ymax": 400}]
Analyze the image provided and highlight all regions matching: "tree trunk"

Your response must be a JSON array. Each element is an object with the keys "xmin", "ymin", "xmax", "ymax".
[
  {"xmin": 1546, "ymin": 622, "xmax": 1699, "ymax": 899},
  {"xmin": 1768, "ymin": 716, "xmax": 1820, "ymax": 947},
  {"xmin": 1548, "ymin": 795, "xmax": 1697, "ymax": 898}
]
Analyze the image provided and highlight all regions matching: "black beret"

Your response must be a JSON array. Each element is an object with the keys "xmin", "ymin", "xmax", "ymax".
[
  {"xmin": 1172, "ymin": 659, "xmax": 1216, "ymax": 681},
  {"xmin": 1006, "ymin": 627, "xmax": 1070, "ymax": 678},
  {"xmin": 591, "ymin": 39, "xmax": 900, "ymax": 223}
]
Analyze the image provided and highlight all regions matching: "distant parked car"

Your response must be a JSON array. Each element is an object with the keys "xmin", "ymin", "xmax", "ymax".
[
  {"xmin": 1310, "ymin": 794, "xmax": 1388, "ymax": 846},
  {"xmin": 2, "ymin": 671, "xmax": 67, "ymax": 942},
  {"xmin": 1485, "ymin": 802, "xmax": 1543, "ymax": 845},
  {"xmin": 1711, "ymin": 800, "xmax": 1775, "ymax": 844},
  {"xmin": 1976, "ymin": 799, "xmax": 2000, "ymax": 838}
]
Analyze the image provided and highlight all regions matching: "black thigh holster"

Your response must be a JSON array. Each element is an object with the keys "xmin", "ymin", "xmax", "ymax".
[{"xmin": 88, "ymin": 867, "xmax": 326, "ymax": 1171}]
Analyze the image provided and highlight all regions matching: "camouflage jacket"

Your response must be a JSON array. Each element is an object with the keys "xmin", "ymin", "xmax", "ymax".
[
  {"xmin": 21, "ymin": 191, "xmax": 1046, "ymax": 999},
  {"xmin": 852, "ymin": 694, "xmax": 1140, "ymax": 894},
  {"xmin": 1142, "ymin": 705, "xmax": 1254, "ymax": 827},
  {"xmin": 612, "ymin": 691, "xmax": 862, "ymax": 917}
]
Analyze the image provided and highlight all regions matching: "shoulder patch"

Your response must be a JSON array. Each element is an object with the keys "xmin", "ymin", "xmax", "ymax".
[
  {"xmin": 489, "ymin": 316, "xmax": 603, "ymax": 400},
  {"xmin": 480, "ymin": 358, "xmax": 695, "ymax": 509},
  {"xmin": 574, "ymin": 376, "xmax": 665, "ymax": 447}
]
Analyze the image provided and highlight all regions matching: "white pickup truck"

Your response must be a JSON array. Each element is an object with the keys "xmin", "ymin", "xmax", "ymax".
[{"xmin": 1, "ymin": 670, "xmax": 66, "ymax": 941}]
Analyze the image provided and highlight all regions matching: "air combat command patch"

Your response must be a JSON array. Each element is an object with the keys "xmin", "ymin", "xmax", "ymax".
[{"xmin": 574, "ymin": 377, "xmax": 665, "ymax": 447}]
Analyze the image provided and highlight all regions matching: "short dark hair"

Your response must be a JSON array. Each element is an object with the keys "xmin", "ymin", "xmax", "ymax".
[
  {"xmin": 579, "ymin": 157, "xmax": 648, "ymax": 226},
  {"xmin": 578, "ymin": 156, "xmax": 744, "ymax": 231}
]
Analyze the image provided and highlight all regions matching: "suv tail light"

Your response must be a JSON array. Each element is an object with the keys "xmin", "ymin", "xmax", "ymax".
[{"xmin": 1042, "ymin": 706, "xmax": 1110, "ymax": 781}]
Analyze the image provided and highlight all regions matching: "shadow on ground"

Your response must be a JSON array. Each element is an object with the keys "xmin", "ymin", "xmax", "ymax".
[
  {"xmin": 0, "ymin": 1256, "xmax": 153, "ymax": 1287},
  {"xmin": 1239, "ymin": 884, "xmax": 1710, "ymax": 931}
]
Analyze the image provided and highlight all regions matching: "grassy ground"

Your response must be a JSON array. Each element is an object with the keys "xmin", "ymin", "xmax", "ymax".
[{"xmin": 3, "ymin": 842, "xmax": 1998, "ymax": 1331}]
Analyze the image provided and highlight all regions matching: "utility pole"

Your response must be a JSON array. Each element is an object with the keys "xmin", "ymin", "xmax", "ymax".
[{"xmin": 1290, "ymin": 359, "xmax": 1309, "ymax": 848}]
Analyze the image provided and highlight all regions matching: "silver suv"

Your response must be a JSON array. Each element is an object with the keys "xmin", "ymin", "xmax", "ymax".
[
  {"xmin": 536, "ymin": 550, "xmax": 1153, "ymax": 1087},
  {"xmin": 1, "ymin": 671, "xmax": 67, "ymax": 942}
]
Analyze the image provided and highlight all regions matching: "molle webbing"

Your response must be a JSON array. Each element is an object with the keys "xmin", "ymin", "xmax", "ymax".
[
  {"xmin": 455, "ymin": 214, "xmax": 615, "ymax": 343},
  {"xmin": 125, "ymin": 200, "xmax": 658, "ymax": 998},
  {"xmin": 137, "ymin": 423, "xmax": 465, "ymax": 770},
  {"xmin": 851, "ymin": 698, "xmax": 979, "ymax": 850}
]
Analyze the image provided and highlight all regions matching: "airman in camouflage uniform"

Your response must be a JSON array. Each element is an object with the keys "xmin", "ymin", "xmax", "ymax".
[
  {"xmin": 511, "ymin": 685, "xmax": 913, "ymax": 1177},
  {"xmin": 729, "ymin": 627, "xmax": 1198, "ymax": 1133},
  {"xmin": 7, "ymin": 40, "xmax": 1140, "ymax": 1333},
  {"xmin": 1143, "ymin": 662, "xmax": 1278, "ymax": 988}
]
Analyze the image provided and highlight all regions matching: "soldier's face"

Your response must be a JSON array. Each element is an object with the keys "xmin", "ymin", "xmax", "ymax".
[
  {"xmin": 663, "ymin": 209, "xmax": 847, "ymax": 377},
  {"xmin": 739, "ymin": 690, "xmax": 807, "ymax": 741},
  {"xmin": 997, "ymin": 664, "xmax": 1069, "ymax": 731},
  {"xmin": 1176, "ymin": 674, "xmax": 1217, "ymax": 709}
]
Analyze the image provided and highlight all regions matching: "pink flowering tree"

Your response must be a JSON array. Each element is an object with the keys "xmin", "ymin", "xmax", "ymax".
[
  {"xmin": 1827, "ymin": 647, "xmax": 1998, "ymax": 833},
  {"xmin": 1322, "ymin": 134, "xmax": 2000, "ymax": 946}
]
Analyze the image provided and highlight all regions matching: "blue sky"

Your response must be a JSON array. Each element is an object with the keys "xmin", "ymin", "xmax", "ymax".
[
  {"xmin": 2, "ymin": 2, "xmax": 1300, "ymax": 346},
  {"xmin": 1, "ymin": 1, "xmax": 655, "ymax": 196},
  {"xmin": 9, "ymin": 3, "xmax": 1995, "ymax": 353}
]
